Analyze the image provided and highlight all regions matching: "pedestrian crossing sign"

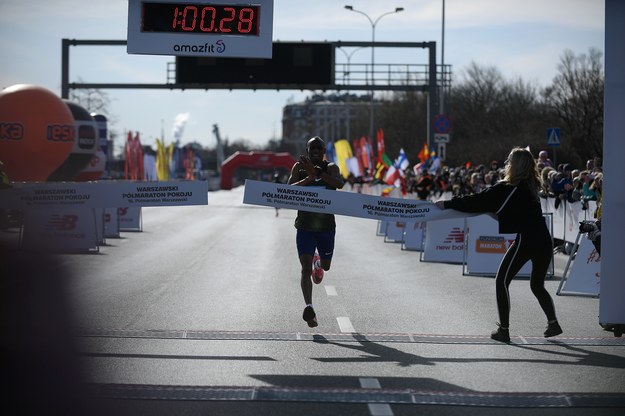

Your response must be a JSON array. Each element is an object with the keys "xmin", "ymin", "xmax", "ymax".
[{"xmin": 547, "ymin": 128, "xmax": 561, "ymax": 146}]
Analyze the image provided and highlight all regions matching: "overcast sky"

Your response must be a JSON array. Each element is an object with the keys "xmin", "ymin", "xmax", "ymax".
[{"xmin": 0, "ymin": 0, "xmax": 604, "ymax": 152}]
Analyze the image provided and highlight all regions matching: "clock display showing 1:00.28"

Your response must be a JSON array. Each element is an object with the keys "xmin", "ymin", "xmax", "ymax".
[{"xmin": 142, "ymin": 2, "xmax": 260, "ymax": 36}]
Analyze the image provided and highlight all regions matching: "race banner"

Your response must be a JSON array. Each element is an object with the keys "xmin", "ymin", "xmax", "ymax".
[
  {"xmin": 21, "ymin": 207, "xmax": 99, "ymax": 253},
  {"xmin": 242, "ymin": 179, "xmax": 473, "ymax": 223},
  {"xmin": 0, "ymin": 180, "xmax": 208, "ymax": 209}
]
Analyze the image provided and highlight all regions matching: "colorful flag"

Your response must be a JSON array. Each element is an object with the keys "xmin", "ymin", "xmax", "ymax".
[
  {"xmin": 360, "ymin": 136, "xmax": 373, "ymax": 171},
  {"xmin": 124, "ymin": 131, "xmax": 144, "ymax": 180},
  {"xmin": 373, "ymin": 152, "xmax": 392, "ymax": 181},
  {"xmin": 155, "ymin": 138, "xmax": 172, "ymax": 180},
  {"xmin": 333, "ymin": 139, "xmax": 353, "ymax": 179},
  {"xmin": 384, "ymin": 148, "xmax": 409, "ymax": 186},
  {"xmin": 325, "ymin": 141, "xmax": 336, "ymax": 164},
  {"xmin": 418, "ymin": 143, "xmax": 429, "ymax": 163},
  {"xmin": 376, "ymin": 128, "xmax": 385, "ymax": 162}
]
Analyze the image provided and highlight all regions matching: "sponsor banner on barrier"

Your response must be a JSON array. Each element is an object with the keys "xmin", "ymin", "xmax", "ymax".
[
  {"xmin": 402, "ymin": 222, "xmax": 425, "ymax": 251},
  {"xmin": 119, "ymin": 207, "xmax": 142, "ymax": 231},
  {"xmin": 243, "ymin": 180, "xmax": 472, "ymax": 222},
  {"xmin": 104, "ymin": 207, "xmax": 120, "ymax": 238},
  {"xmin": 21, "ymin": 207, "xmax": 99, "ymax": 252},
  {"xmin": 0, "ymin": 180, "xmax": 209, "ymax": 209},
  {"xmin": 561, "ymin": 236, "xmax": 601, "ymax": 296},
  {"xmin": 421, "ymin": 217, "xmax": 466, "ymax": 264},
  {"xmin": 464, "ymin": 215, "xmax": 533, "ymax": 276}
]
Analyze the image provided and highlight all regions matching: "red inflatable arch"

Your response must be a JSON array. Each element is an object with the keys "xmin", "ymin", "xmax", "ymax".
[{"xmin": 220, "ymin": 151, "xmax": 296, "ymax": 190}]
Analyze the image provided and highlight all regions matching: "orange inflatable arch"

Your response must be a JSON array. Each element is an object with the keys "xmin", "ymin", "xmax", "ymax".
[{"xmin": 220, "ymin": 151, "xmax": 296, "ymax": 190}]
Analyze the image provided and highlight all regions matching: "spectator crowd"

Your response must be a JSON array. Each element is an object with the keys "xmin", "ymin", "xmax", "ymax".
[{"xmin": 351, "ymin": 150, "xmax": 604, "ymax": 221}]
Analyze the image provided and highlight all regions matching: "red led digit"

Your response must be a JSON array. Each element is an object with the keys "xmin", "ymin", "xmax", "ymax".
[
  {"xmin": 181, "ymin": 6, "xmax": 198, "ymax": 31},
  {"xmin": 172, "ymin": 7, "xmax": 179, "ymax": 29},
  {"xmin": 200, "ymin": 6, "xmax": 216, "ymax": 32},
  {"xmin": 219, "ymin": 7, "xmax": 235, "ymax": 33},
  {"xmin": 238, "ymin": 8, "xmax": 254, "ymax": 34}
]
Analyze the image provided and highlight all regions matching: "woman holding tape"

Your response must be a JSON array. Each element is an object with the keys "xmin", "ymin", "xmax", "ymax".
[{"xmin": 435, "ymin": 147, "xmax": 562, "ymax": 342}]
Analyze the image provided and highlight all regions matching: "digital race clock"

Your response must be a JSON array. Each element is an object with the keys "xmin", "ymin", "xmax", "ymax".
[
  {"xmin": 142, "ymin": 2, "xmax": 260, "ymax": 36},
  {"xmin": 127, "ymin": 0, "xmax": 273, "ymax": 58}
]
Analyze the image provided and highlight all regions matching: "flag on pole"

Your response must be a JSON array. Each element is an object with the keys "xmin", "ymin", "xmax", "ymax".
[
  {"xmin": 384, "ymin": 148, "xmax": 409, "ymax": 186},
  {"xmin": 373, "ymin": 152, "xmax": 392, "ymax": 181},
  {"xmin": 376, "ymin": 128, "xmax": 385, "ymax": 162},
  {"xmin": 333, "ymin": 139, "xmax": 353, "ymax": 179},
  {"xmin": 418, "ymin": 143, "xmax": 429, "ymax": 163}
]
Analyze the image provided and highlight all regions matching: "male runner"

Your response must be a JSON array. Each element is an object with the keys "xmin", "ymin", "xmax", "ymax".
[{"xmin": 288, "ymin": 137, "xmax": 344, "ymax": 327}]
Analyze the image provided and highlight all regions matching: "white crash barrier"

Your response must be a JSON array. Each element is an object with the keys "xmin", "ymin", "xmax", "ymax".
[
  {"xmin": 402, "ymin": 222, "xmax": 425, "ymax": 251},
  {"xmin": 558, "ymin": 232, "xmax": 601, "ymax": 297},
  {"xmin": 118, "ymin": 206, "xmax": 143, "ymax": 232},
  {"xmin": 21, "ymin": 207, "xmax": 99, "ymax": 253},
  {"xmin": 462, "ymin": 214, "xmax": 555, "ymax": 277},
  {"xmin": 385, "ymin": 220, "xmax": 406, "ymax": 243},
  {"xmin": 1, "ymin": 180, "xmax": 208, "ymax": 251},
  {"xmin": 420, "ymin": 217, "xmax": 466, "ymax": 264},
  {"xmin": 104, "ymin": 207, "xmax": 120, "ymax": 238}
]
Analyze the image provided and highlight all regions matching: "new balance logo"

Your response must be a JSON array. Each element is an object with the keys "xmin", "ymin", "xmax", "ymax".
[
  {"xmin": 45, "ymin": 214, "xmax": 78, "ymax": 231},
  {"xmin": 443, "ymin": 227, "xmax": 464, "ymax": 243}
]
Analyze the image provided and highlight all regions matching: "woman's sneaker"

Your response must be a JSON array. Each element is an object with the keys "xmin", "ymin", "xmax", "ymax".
[
  {"xmin": 312, "ymin": 254, "xmax": 324, "ymax": 284},
  {"xmin": 491, "ymin": 324, "xmax": 510, "ymax": 343},
  {"xmin": 544, "ymin": 321, "xmax": 563, "ymax": 338}
]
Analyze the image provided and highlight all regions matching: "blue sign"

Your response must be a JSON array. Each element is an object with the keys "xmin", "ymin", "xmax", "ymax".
[
  {"xmin": 547, "ymin": 128, "xmax": 561, "ymax": 147},
  {"xmin": 433, "ymin": 114, "xmax": 452, "ymax": 134}
]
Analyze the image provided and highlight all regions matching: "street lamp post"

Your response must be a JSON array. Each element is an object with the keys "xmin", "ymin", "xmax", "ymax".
[
  {"xmin": 337, "ymin": 46, "xmax": 367, "ymax": 84},
  {"xmin": 344, "ymin": 5, "xmax": 404, "ymax": 145}
]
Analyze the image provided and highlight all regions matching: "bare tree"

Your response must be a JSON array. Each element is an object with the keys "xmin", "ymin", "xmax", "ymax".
[
  {"xmin": 445, "ymin": 62, "xmax": 544, "ymax": 166},
  {"xmin": 542, "ymin": 48, "xmax": 604, "ymax": 167},
  {"xmin": 68, "ymin": 78, "xmax": 115, "ymax": 120}
]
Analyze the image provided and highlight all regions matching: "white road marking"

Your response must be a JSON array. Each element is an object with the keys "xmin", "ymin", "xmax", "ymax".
[
  {"xmin": 359, "ymin": 378, "xmax": 394, "ymax": 416},
  {"xmin": 336, "ymin": 316, "xmax": 355, "ymax": 333},
  {"xmin": 359, "ymin": 378, "xmax": 381, "ymax": 389},
  {"xmin": 325, "ymin": 285, "xmax": 338, "ymax": 296}
]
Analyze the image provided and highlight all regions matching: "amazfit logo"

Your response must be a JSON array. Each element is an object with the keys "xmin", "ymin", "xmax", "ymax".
[{"xmin": 173, "ymin": 39, "xmax": 225, "ymax": 54}]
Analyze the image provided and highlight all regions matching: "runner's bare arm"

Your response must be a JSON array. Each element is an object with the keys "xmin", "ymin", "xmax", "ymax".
[
  {"xmin": 288, "ymin": 161, "xmax": 315, "ymax": 186},
  {"xmin": 320, "ymin": 163, "xmax": 344, "ymax": 189}
]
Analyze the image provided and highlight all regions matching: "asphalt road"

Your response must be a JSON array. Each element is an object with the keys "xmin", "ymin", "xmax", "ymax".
[{"xmin": 3, "ymin": 185, "xmax": 624, "ymax": 415}]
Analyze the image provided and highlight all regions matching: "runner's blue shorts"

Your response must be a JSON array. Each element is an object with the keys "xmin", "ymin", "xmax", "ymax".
[{"xmin": 296, "ymin": 229, "xmax": 335, "ymax": 259}]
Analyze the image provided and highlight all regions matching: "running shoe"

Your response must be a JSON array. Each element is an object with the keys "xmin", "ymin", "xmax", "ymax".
[
  {"xmin": 490, "ymin": 323, "xmax": 510, "ymax": 343},
  {"xmin": 544, "ymin": 321, "xmax": 563, "ymax": 338},
  {"xmin": 312, "ymin": 254, "xmax": 324, "ymax": 284},
  {"xmin": 303, "ymin": 306, "xmax": 318, "ymax": 328}
]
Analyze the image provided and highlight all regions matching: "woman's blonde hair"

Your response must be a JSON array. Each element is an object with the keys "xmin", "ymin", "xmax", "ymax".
[{"xmin": 503, "ymin": 147, "xmax": 541, "ymax": 199}]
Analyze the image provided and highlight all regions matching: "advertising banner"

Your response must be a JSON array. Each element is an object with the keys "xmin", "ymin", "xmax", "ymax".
[
  {"xmin": 421, "ymin": 218, "xmax": 466, "ymax": 264},
  {"xmin": 21, "ymin": 207, "xmax": 99, "ymax": 252},
  {"xmin": 402, "ymin": 222, "xmax": 425, "ymax": 251},
  {"xmin": 118, "ymin": 207, "xmax": 142, "ymax": 232},
  {"xmin": 104, "ymin": 207, "xmax": 120, "ymax": 238},
  {"xmin": 385, "ymin": 221, "xmax": 406, "ymax": 243},
  {"xmin": 243, "ymin": 180, "xmax": 473, "ymax": 223},
  {"xmin": 94, "ymin": 207, "xmax": 105, "ymax": 245},
  {"xmin": 559, "ymin": 235, "xmax": 601, "ymax": 297},
  {"xmin": 0, "ymin": 180, "xmax": 209, "ymax": 209},
  {"xmin": 463, "ymin": 215, "xmax": 532, "ymax": 277}
]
